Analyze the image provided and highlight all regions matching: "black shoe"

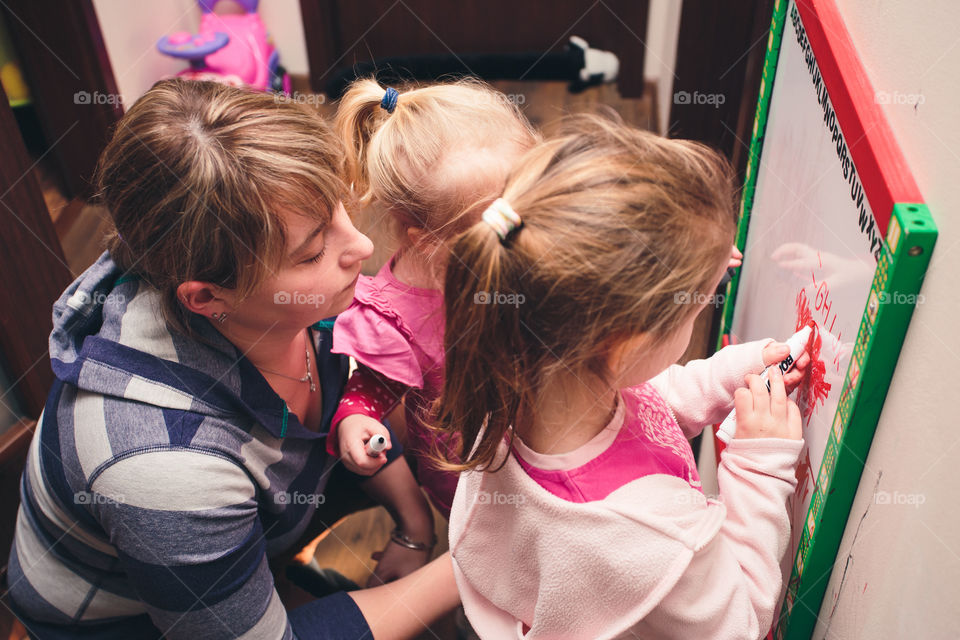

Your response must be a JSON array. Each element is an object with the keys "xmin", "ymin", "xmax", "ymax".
[{"xmin": 285, "ymin": 558, "xmax": 361, "ymax": 599}]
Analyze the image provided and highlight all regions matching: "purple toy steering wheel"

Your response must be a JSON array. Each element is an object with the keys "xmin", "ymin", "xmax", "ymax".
[
  {"xmin": 156, "ymin": 31, "xmax": 230, "ymax": 61},
  {"xmin": 198, "ymin": 0, "xmax": 259, "ymax": 13}
]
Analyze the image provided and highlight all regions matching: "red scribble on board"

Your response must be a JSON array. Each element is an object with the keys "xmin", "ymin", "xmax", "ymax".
[{"xmin": 795, "ymin": 290, "xmax": 831, "ymax": 419}]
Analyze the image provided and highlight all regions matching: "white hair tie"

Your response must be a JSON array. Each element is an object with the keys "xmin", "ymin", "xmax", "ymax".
[{"xmin": 482, "ymin": 198, "xmax": 523, "ymax": 242}]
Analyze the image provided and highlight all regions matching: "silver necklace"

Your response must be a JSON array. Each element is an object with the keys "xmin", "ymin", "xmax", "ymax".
[{"xmin": 258, "ymin": 332, "xmax": 316, "ymax": 392}]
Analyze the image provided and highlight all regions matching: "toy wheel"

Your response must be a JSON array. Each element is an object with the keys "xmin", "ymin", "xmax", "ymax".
[{"xmin": 157, "ymin": 31, "xmax": 229, "ymax": 60}]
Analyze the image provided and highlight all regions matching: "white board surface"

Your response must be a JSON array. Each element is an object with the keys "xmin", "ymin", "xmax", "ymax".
[{"xmin": 729, "ymin": 0, "xmax": 880, "ymax": 598}]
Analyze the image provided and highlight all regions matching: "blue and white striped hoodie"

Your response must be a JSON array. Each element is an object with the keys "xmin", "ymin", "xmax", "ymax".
[{"xmin": 6, "ymin": 252, "xmax": 367, "ymax": 638}]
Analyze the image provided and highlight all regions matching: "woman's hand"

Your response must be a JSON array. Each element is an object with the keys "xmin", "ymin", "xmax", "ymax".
[
  {"xmin": 734, "ymin": 367, "xmax": 802, "ymax": 440},
  {"xmin": 366, "ymin": 540, "xmax": 432, "ymax": 587},
  {"xmin": 761, "ymin": 340, "xmax": 811, "ymax": 396},
  {"xmin": 337, "ymin": 414, "xmax": 391, "ymax": 475}
]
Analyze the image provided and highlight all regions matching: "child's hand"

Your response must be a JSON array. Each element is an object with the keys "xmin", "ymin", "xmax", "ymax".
[
  {"xmin": 337, "ymin": 414, "xmax": 391, "ymax": 475},
  {"xmin": 761, "ymin": 340, "xmax": 811, "ymax": 396},
  {"xmin": 733, "ymin": 367, "xmax": 802, "ymax": 440},
  {"xmin": 728, "ymin": 245, "xmax": 743, "ymax": 269},
  {"xmin": 366, "ymin": 539, "xmax": 431, "ymax": 587}
]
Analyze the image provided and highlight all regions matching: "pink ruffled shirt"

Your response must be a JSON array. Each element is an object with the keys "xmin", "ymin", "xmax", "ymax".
[
  {"xmin": 331, "ymin": 256, "xmax": 460, "ymax": 516},
  {"xmin": 513, "ymin": 382, "xmax": 702, "ymax": 502},
  {"xmin": 450, "ymin": 339, "xmax": 804, "ymax": 639}
]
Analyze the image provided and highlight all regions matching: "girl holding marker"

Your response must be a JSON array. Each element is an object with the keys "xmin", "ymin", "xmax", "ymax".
[{"xmin": 433, "ymin": 115, "xmax": 811, "ymax": 639}]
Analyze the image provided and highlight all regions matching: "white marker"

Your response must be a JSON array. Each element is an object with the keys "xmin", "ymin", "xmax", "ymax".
[
  {"xmin": 365, "ymin": 435, "xmax": 387, "ymax": 456},
  {"xmin": 716, "ymin": 324, "xmax": 813, "ymax": 444}
]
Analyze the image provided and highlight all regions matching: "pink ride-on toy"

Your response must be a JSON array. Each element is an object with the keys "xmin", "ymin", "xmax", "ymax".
[{"xmin": 156, "ymin": 0, "xmax": 290, "ymax": 93}]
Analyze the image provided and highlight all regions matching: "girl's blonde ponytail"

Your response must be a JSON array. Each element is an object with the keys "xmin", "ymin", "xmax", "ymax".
[
  {"xmin": 334, "ymin": 78, "xmax": 393, "ymax": 199},
  {"xmin": 334, "ymin": 77, "xmax": 539, "ymax": 242},
  {"xmin": 433, "ymin": 114, "xmax": 738, "ymax": 471}
]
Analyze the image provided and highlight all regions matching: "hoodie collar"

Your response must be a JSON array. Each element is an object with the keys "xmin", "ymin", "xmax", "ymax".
[{"xmin": 48, "ymin": 252, "xmax": 346, "ymax": 440}]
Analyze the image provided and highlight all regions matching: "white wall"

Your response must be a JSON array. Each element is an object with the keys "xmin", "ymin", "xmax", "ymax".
[
  {"xmin": 643, "ymin": 0, "xmax": 683, "ymax": 134},
  {"xmin": 809, "ymin": 1, "xmax": 960, "ymax": 637},
  {"xmin": 95, "ymin": 0, "xmax": 679, "ymax": 126},
  {"xmin": 92, "ymin": 0, "xmax": 308, "ymax": 108}
]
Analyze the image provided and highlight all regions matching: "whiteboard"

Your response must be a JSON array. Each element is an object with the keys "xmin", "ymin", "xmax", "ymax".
[
  {"xmin": 718, "ymin": 2, "xmax": 934, "ymax": 637},
  {"xmin": 728, "ymin": 0, "xmax": 879, "ymax": 610}
]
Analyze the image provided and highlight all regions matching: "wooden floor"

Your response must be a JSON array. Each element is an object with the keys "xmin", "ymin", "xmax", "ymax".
[{"xmin": 5, "ymin": 78, "xmax": 694, "ymax": 640}]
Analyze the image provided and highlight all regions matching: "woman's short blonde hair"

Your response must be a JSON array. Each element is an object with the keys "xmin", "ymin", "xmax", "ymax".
[{"xmin": 96, "ymin": 78, "xmax": 347, "ymax": 336}]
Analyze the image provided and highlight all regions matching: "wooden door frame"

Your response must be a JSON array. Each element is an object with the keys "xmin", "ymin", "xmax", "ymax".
[
  {"xmin": 670, "ymin": 0, "xmax": 775, "ymax": 179},
  {"xmin": 0, "ymin": 0, "xmax": 121, "ymax": 200},
  {"xmin": 0, "ymin": 81, "xmax": 73, "ymax": 421}
]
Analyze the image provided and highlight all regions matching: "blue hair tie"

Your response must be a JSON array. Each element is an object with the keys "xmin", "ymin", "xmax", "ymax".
[{"xmin": 380, "ymin": 87, "xmax": 399, "ymax": 114}]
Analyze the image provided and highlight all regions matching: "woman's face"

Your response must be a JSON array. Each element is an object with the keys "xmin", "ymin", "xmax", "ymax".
[{"xmin": 230, "ymin": 201, "xmax": 373, "ymax": 331}]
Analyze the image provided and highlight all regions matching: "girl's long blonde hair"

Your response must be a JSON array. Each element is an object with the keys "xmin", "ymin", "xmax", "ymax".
[
  {"xmin": 334, "ymin": 77, "xmax": 539, "ymax": 246},
  {"xmin": 433, "ymin": 114, "xmax": 738, "ymax": 471}
]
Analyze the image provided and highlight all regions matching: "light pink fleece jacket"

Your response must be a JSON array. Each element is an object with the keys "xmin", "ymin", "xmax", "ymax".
[{"xmin": 449, "ymin": 340, "xmax": 804, "ymax": 640}]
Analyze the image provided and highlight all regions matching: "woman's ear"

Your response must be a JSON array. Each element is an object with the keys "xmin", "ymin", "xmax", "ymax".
[{"xmin": 176, "ymin": 281, "xmax": 233, "ymax": 317}]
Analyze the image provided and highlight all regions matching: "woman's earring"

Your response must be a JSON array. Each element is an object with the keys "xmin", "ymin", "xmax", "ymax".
[{"xmin": 211, "ymin": 312, "xmax": 228, "ymax": 324}]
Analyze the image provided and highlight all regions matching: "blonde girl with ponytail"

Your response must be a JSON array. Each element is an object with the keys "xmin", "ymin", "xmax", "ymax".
[
  {"xmin": 434, "ymin": 115, "xmax": 811, "ymax": 639},
  {"xmin": 323, "ymin": 78, "xmax": 539, "ymax": 582}
]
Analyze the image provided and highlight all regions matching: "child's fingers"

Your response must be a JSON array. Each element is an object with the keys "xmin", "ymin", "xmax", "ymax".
[
  {"xmin": 734, "ymin": 385, "xmax": 753, "ymax": 419},
  {"xmin": 786, "ymin": 399, "xmax": 802, "ymax": 440},
  {"xmin": 345, "ymin": 442, "xmax": 379, "ymax": 475},
  {"xmin": 747, "ymin": 374, "xmax": 770, "ymax": 415},
  {"xmin": 768, "ymin": 366, "xmax": 787, "ymax": 420},
  {"xmin": 762, "ymin": 342, "xmax": 791, "ymax": 366},
  {"xmin": 783, "ymin": 352, "xmax": 810, "ymax": 392}
]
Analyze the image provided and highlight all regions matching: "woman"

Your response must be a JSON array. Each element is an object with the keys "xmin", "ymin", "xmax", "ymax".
[{"xmin": 5, "ymin": 78, "xmax": 456, "ymax": 639}]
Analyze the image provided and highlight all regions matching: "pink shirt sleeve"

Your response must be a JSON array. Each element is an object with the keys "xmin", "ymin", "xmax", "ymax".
[
  {"xmin": 327, "ymin": 366, "xmax": 409, "ymax": 456},
  {"xmin": 636, "ymin": 438, "xmax": 802, "ymax": 639},
  {"xmin": 649, "ymin": 339, "xmax": 774, "ymax": 439},
  {"xmin": 332, "ymin": 303, "xmax": 424, "ymax": 388}
]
